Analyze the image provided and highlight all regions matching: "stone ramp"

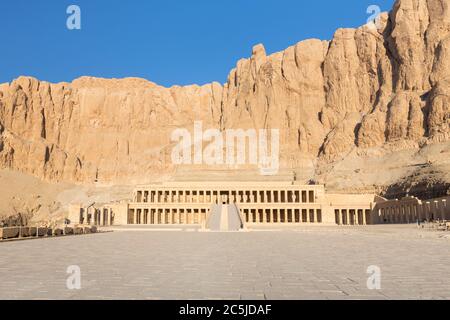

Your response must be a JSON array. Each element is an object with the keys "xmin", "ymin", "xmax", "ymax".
[
  {"xmin": 227, "ymin": 204, "xmax": 243, "ymax": 231},
  {"xmin": 206, "ymin": 204, "xmax": 243, "ymax": 232},
  {"xmin": 207, "ymin": 204, "xmax": 223, "ymax": 231}
]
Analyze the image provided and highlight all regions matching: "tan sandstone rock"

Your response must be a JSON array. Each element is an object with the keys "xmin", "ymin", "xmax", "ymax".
[{"xmin": 0, "ymin": 0, "xmax": 448, "ymax": 201}]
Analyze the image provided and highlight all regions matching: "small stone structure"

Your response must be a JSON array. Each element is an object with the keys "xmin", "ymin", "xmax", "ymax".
[{"xmin": 0, "ymin": 227, "xmax": 20, "ymax": 239}]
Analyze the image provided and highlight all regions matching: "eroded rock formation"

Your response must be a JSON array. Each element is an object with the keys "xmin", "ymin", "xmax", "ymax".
[{"xmin": 0, "ymin": 0, "xmax": 449, "ymax": 196}]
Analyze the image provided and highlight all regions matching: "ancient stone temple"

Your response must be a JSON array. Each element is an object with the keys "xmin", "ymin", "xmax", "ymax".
[{"xmin": 69, "ymin": 181, "xmax": 381, "ymax": 229}]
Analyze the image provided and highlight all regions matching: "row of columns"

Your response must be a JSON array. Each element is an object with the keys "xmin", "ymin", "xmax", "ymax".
[
  {"xmin": 128, "ymin": 208, "xmax": 208, "ymax": 225},
  {"xmin": 135, "ymin": 189, "xmax": 316, "ymax": 204},
  {"xmin": 79, "ymin": 208, "xmax": 114, "ymax": 226},
  {"xmin": 242, "ymin": 208, "xmax": 322, "ymax": 224},
  {"xmin": 379, "ymin": 200, "xmax": 448, "ymax": 224},
  {"xmin": 334, "ymin": 209, "xmax": 370, "ymax": 226}
]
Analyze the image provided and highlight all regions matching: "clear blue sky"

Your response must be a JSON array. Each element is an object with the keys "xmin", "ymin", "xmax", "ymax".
[{"xmin": 0, "ymin": 0, "xmax": 395, "ymax": 87}]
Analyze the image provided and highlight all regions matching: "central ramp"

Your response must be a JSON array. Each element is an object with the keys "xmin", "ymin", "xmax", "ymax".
[{"xmin": 206, "ymin": 204, "xmax": 243, "ymax": 232}]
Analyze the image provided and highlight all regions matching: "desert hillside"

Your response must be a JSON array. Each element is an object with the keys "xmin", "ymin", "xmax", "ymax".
[{"xmin": 0, "ymin": 0, "xmax": 449, "ymax": 223}]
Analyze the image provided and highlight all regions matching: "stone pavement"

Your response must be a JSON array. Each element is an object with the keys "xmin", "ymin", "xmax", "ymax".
[{"xmin": 1, "ymin": 225, "xmax": 450, "ymax": 300}]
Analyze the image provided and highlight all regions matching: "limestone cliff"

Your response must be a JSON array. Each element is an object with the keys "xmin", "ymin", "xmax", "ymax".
[{"xmin": 0, "ymin": 0, "xmax": 449, "ymax": 198}]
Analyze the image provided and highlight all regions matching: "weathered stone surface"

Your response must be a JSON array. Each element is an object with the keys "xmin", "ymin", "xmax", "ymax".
[
  {"xmin": 20, "ymin": 227, "xmax": 30, "ymax": 237},
  {"xmin": 0, "ymin": 0, "xmax": 448, "ymax": 198},
  {"xmin": 29, "ymin": 227, "xmax": 37, "ymax": 237},
  {"xmin": 74, "ymin": 227, "xmax": 84, "ymax": 235},
  {"xmin": 64, "ymin": 227, "xmax": 73, "ymax": 235},
  {"xmin": 53, "ymin": 228, "xmax": 63, "ymax": 236},
  {"xmin": 0, "ymin": 227, "xmax": 20, "ymax": 239},
  {"xmin": 37, "ymin": 227, "xmax": 47, "ymax": 237},
  {"xmin": 2, "ymin": 228, "xmax": 450, "ymax": 299}
]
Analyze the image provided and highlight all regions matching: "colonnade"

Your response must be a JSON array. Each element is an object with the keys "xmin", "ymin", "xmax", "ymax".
[
  {"xmin": 377, "ymin": 198, "xmax": 448, "ymax": 224},
  {"xmin": 241, "ymin": 208, "xmax": 323, "ymax": 224},
  {"xmin": 128, "ymin": 208, "xmax": 208, "ymax": 225},
  {"xmin": 134, "ymin": 189, "xmax": 317, "ymax": 205},
  {"xmin": 78, "ymin": 207, "xmax": 114, "ymax": 226},
  {"xmin": 334, "ymin": 209, "xmax": 370, "ymax": 225}
]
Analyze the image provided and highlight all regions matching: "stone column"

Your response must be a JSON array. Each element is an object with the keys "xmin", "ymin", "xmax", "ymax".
[
  {"xmin": 105, "ymin": 208, "xmax": 111, "ymax": 226},
  {"xmin": 106, "ymin": 208, "xmax": 109, "ymax": 226},
  {"xmin": 402, "ymin": 205, "xmax": 408, "ymax": 223},
  {"xmin": 391, "ymin": 207, "xmax": 396, "ymax": 223},
  {"xmin": 442, "ymin": 200, "xmax": 448, "ymax": 220},
  {"xmin": 168, "ymin": 209, "xmax": 172, "ymax": 224},
  {"xmin": 98, "ymin": 209, "xmax": 103, "ymax": 226},
  {"xmin": 435, "ymin": 201, "xmax": 442, "ymax": 221},
  {"xmin": 390, "ymin": 207, "xmax": 394, "ymax": 224},
  {"xmin": 425, "ymin": 202, "xmax": 431, "ymax": 220}
]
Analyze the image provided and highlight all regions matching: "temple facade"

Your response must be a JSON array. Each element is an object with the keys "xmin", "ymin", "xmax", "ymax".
[{"xmin": 69, "ymin": 181, "xmax": 379, "ymax": 228}]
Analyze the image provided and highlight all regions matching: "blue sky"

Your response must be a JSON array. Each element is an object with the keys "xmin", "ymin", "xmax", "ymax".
[{"xmin": 0, "ymin": 0, "xmax": 395, "ymax": 87}]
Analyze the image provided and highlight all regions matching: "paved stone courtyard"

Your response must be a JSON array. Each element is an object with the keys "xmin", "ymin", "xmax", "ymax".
[{"xmin": 1, "ymin": 225, "xmax": 450, "ymax": 300}]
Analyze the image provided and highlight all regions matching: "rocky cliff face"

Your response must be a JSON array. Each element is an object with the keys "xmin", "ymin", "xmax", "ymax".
[{"xmin": 0, "ymin": 0, "xmax": 449, "ymax": 196}]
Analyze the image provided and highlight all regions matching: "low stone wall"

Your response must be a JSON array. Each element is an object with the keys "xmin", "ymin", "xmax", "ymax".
[
  {"xmin": 0, "ymin": 225, "xmax": 98, "ymax": 241},
  {"xmin": 0, "ymin": 227, "xmax": 20, "ymax": 239}
]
